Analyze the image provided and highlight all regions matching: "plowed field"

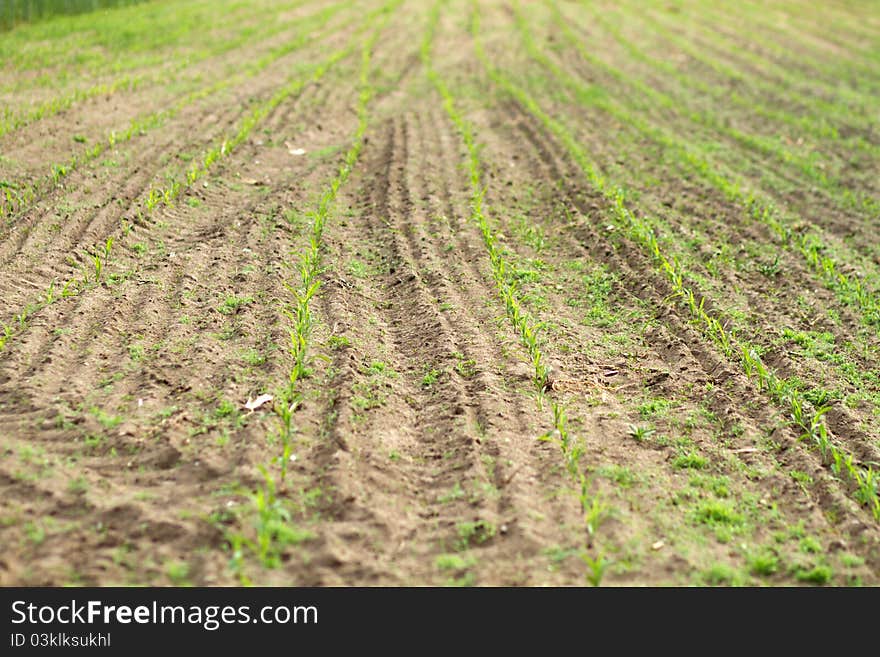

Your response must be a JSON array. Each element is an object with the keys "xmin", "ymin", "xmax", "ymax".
[{"xmin": 1, "ymin": 0, "xmax": 879, "ymax": 586}]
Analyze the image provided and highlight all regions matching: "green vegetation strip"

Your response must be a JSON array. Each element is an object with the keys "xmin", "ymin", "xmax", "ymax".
[
  {"xmin": 0, "ymin": 0, "xmax": 148, "ymax": 31},
  {"xmin": 0, "ymin": 1, "xmax": 348, "ymax": 222},
  {"xmin": 516, "ymin": 3, "xmax": 880, "ymax": 339},
  {"xmin": 472, "ymin": 5, "xmax": 880, "ymax": 520},
  {"xmin": 426, "ymin": 0, "xmax": 609, "ymax": 583}
]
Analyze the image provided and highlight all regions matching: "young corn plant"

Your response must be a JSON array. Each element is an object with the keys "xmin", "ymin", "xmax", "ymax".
[
  {"xmin": 581, "ymin": 551, "xmax": 609, "ymax": 587},
  {"xmin": 0, "ymin": 325, "xmax": 12, "ymax": 351}
]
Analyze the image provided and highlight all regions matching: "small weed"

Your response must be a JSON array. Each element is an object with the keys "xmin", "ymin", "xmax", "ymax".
[
  {"xmin": 758, "ymin": 255, "xmax": 781, "ymax": 278},
  {"xmin": 128, "ymin": 343, "xmax": 144, "ymax": 362},
  {"xmin": 672, "ymin": 452, "xmax": 708, "ymax": 470},
  {"xmin": 328, "ymin": 335, "xmax": 350, "ymax": 350},
  {"xmin": 701, "ymin": 563, "xmax": 741, "ymax": 586},
  {"xmin": 435, "ymin": 554, "xmax": 476, "ymax": 571},
  {"xmin": 218, "ymin": 295, "xmax": 254, "ymax": 315},
  {"xmin": 799, "ymin": 536, "xmax": 822, "ymax": 554},
  {"xmin": 638, "ymin": 398, "xmax": 673, "ymax": 419},
  {"xmin": 165, "ymin": 561, "xmax": 190, "ymax": 585},
  {"xmin": 24, "ymin": 522, "xmax": 46, "ymax": 545},
  {"xmin": 627, "ymin": 424, "xmax": 655, "ymax": 442},
  {"xmin": 795, "ymin": 564, "xmax": 832, "ymax": 585},
  {"xmin": 693, "ymin": 500, "xmax": 742, "ymax": 526},
  {"xmin": 216, "ymin": 400, "xmax": 238, "ymax": 419},
  {"xmin": 89, "ymin": 406, "xmax": 122, "ymax": 430},
  {"xmin": 241, "ymin": 349, "xmax": 266, "ymax": 366},
  {"xmin": 748, "ymin": 550, "xmax": 779, "ymax": 577},
  {"xmin": 454, "ymin": 356, "xmax": 477, "ymax": 378},
  {"xmin": 455, "ymin": 520, "xmax": 495, "ymax": 550},
  {"xmin": 67, "ymin": 476, "xmax": 88, "ymax": 495},
  {"xmin": 438, "ymin": 482, "xmax": 465, "ymax": 504},
  {"xmin": 347, "ymin": 259, "xmax": 368, "ymax": 278},
  {"xmin": 422, "ymin": 367, "xmax": 440, "ymax": 387}
]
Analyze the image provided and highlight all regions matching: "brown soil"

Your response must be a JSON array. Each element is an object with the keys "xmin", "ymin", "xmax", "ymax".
[{"xmin": 1, "ymin": 0, "xmax": 878, "ymax": 586}]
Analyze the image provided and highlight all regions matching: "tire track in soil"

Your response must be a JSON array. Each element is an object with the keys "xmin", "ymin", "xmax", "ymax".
[
  {"xmin": 286, "ymin": 103, "xmax": 584, "ymax": 584},
  {"xmin": 489, "ymin": 99, "xmax": 880, "ymax": 572},
  {"xmin": 410, "ymin": 104, "xmax": 588, "ymax": 581}
]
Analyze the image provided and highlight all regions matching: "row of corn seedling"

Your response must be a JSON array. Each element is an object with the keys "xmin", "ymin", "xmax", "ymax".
[
  {"xmin": 229, "ymin": 5, "xmax": 395, "ymax": 578},
  {"xmin": 473, "ymin": 10, "xmax": 879, "ymax": 520},
  {"xmin": 425, "ymin": 0, "xmax": 609, "ymax": 584}
]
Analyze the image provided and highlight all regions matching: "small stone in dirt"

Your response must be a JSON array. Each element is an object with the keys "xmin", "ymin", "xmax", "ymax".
[{"xmin": 651, "ymin": 540, "xmax": 665, "ymax": 551}]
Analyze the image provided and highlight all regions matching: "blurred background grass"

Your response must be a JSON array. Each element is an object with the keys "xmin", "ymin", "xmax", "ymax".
[{"xmin": 1, "ymin": 0, "xmax": 150, "ymax": 31}]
